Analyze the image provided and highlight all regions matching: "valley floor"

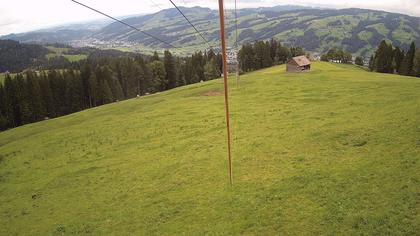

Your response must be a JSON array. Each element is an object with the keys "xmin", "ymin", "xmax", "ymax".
[{"xmin": 0, "ymin": 62, "xmax": 419, "ymax": 235}]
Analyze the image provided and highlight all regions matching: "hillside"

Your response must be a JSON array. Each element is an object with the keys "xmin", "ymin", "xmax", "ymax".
[
  {"xmin": 0, "ymin": 40, "xmax": 49, "ymax": 73},
  {"xmin": 2, "ymin": 6, "xmax": 420, "ymax": 56},
  {"xmin": 0, "ymin": 40, "xmax": 107, "ymax": 73},
  {"xmin": 0, "ymin": 18, "xmax": 113, "ymax": 44},
  {"xmin": 0, "ymin": 62, "xmax": 419, "ymax": 234}
]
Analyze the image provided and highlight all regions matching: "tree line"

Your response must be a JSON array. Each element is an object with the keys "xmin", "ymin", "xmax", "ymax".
[
  {"xmin": 0, "ymin": 40, "xmax": 50, "ymax": 73},
  {"xmin": 369, "ymin": 40, "xmax": 420, "ymax": 77},
  {"xmin": 238, "ymin": 39, "xmax": 305, "ymax": 72},
  {"xmin": 320, "ymin": 48, "xmax": 353, "ymax": 64},
  {"xmin": 0, "ymin": 50, "xmax": 223, "ymax": 131},
  {"xmin": 0, "ymin": 39, "xmax": 306, "ymax": 131}
]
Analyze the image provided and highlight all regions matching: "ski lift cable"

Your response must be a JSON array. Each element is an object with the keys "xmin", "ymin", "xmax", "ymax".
[
  {"xmin": 71, "ymin": 0, "xmax": 177, "ymax": 48},
  {"xmin": 168, "ymin": 0, "xmax": 212, "ymax": 48}
]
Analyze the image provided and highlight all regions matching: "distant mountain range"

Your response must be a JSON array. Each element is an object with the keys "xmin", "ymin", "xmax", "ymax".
[{"xmin": 2, "ymin": 5, "xmax": 420, "ymax": 57}]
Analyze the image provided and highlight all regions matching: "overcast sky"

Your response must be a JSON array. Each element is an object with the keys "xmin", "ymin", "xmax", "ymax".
[{"xmin": 1, "ymin": 0, "xmax": 419, "ymax": 36}]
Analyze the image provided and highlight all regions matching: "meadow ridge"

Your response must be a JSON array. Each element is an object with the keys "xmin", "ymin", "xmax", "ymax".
[{"xmin": 0, "ymin": 62, "xmax": 419, "ymax": 235}]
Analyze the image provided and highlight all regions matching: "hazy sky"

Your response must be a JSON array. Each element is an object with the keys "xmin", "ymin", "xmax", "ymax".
[{"xmin": 0, "ymin": 0, "xmax": 419, "ymax": 36}]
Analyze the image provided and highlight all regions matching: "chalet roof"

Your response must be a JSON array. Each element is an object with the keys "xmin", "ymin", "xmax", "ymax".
[{"xmin": 290, "ymin": 55, "xmax": 311, "ymax": 67}]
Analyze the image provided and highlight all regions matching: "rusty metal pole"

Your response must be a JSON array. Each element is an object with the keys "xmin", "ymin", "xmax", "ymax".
[{"xmin": 218, "ymin": 0, "xmax": 233, "ymax": 185}]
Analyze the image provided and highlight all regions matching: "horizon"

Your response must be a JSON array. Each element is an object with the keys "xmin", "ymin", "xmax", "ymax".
[{"xmin": 1, "ymin": 0, "xmax": 420, "ymax": 36}]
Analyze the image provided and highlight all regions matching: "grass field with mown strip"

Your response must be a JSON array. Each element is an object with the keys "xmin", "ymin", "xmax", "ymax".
[{"xmin": 0, "ymin": 62, "xmax": 419, "ymax": 235}]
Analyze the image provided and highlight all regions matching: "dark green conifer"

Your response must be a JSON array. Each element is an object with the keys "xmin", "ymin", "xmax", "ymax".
[
  {"xmin": 400, "ymin": 42, "xmax": 416, "ymax": 76},
  {"xmin": 164, "ymin": 50, "xmax": 177, "ymax": 89}
]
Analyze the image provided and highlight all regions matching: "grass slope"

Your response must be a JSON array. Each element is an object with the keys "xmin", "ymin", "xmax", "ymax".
[
  {"xmin": 0, "ymin": 62, "xmax": 419, "ymax": 235},
  {"xmin": 46, "ymin": 46, "xmax": 87, "ymax": 62}
]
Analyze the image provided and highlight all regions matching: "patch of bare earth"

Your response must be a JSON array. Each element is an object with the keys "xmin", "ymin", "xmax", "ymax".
[{"xmin": 202, "ymin": 91, "xmax": 222, "ymax": 96}]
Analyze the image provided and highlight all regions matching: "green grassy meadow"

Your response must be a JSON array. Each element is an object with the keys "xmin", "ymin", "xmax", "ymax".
[
  {"xmin": 0, "ymin": 62, "xmax": 419, "ymax": 235},
  {"xmin": 46, "ymin": 46, "xmax": 87, "ymax": 62}
]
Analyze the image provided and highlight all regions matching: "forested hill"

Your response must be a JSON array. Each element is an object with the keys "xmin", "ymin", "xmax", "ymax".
[
  {"xmin": 0, "ymin": 40, "xmax": 49, "ymax": 73},
  {"xmin": 2, "ymin": 6, "xmax": 420, "ymax": 56},
  {"xmin": 0, "ymin": 40, "xmax": 100, "ymax": 73}
]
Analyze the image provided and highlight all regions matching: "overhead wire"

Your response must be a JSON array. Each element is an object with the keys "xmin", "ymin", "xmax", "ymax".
[
  {"xmin": 70, "ymin": 0, "xmax": 177, "ymax": 48},
  {"xmin": 148, "ymin": 0, "xmax": 220, "ymax": 49},
  {"xmin": 168, "ymin": 0, "xmax": 212, "ymax": 48}
]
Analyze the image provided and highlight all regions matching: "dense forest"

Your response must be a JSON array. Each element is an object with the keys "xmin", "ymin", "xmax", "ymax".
[
  {"xmin": 0, "ymin": 40, "xmax": 116, "ymax": 73},
  {"xmin": 0, "ymin": 50, "xmax": 221, "ymax": 130},
  {"xmin": 0, "ymin": 39, "xmax": 304, "ymax": 131},
  {"xmin": 0, "ymin": 40, "xmax": 50, "ymax": 73},
  {"xmin": 368, "ymin": 41, "xmax": 420, "ymax": 77},
  {"xmin": 238, "ymin": 39, "xmax": 305, "ymax": 72}
]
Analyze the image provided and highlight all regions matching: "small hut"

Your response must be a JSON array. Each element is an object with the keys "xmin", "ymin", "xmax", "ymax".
[{"xmin": 286, "ymin": 55, "xmax": 311, "ymax": 72}]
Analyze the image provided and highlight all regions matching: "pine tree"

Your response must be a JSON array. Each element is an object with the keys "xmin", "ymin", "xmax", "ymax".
[
  {"xmin": 63, "ymin": 69, "xmax": 84, "ymax": 113},
  {"xmin": 205, "ymin": 48, "xmax": 216, "ymax": 62},
  {"xmin": 150, "ymin": 51, "xmax": 160, "ymax": 62},
  {"xmin": 16, "ymin": 74, "xmax": 31, "ymax": 124},
  {"xmin": 191, "ymin": 52, "xmax": 204, "ymax": 82},
  {"xmin": 80, "ymin": 63, "xmax": 92, "ymax": 108},
  {"xmin": 39, "ymin": 72, "xmax": 55, "ymax": 117},
  {"xmin": 355, "ymin": 57, "xmax": 364, "ymax": 66},
  {"xmin": 163, "ymin": 50, "xmax": 177, "ymax": 89},
  {"xmin": 368, "ymin": 55, "xmax": 375, "ymax": 71},
  {"xmin": 269, "ymin": 38, "xmax": 278, "ymax": 63},
  {"xmin": 393, "ymin": 47, "xmax": 404, "ymax": 73},
  {"xmin": 108, "ymin": 72, "xmax": 124, "ymax": 100},
  {"xmin": 48, "ymin": 70, "xmax": 66, "ymax": 116},
  {"xmin": 120, "ymin": 58, "xmax": 136, "ymax": 98},
  {"xmin": 102, "ymin": 79, "xmax": 114, "ymax": 104},
  {"xmin": 414, "ymin": 49, "xmax": 420, "ymax": 77},
  {"xmin": 148, "ymin": 61, "xmax": 167, "ymax": 92},
  {"xmin": 400, "ymin": 42, "xmax": 416, "ymax": 76},
  {"xmin": 181, "ymin": 57, "xmax": 193, "ymax": 84},
  {"xmin": 216, "ymin": 53, "xmax": 223, "ymax": 74},
  {"xmin": 132, "ymin": 63, "xmax": 143, "ymax": 96},
  {"xmin": 3, "ymin": 74, "xmax": 15, "ymax": 127},
  {"xmin": 114, "ymin": 59, "xmax": 126, "ymax": 98},
  {"xmin": 101, "ymin": 65, "xmax": 123, "ymax": 102},
  {"xmin": 175, "ymin": 57, "xmax": 186, "ymax": 87},
  {"xmin": 204, "ymin": 58, "xmax": 220, "ymax": 81},
  {"xmin": 96, "ymin": 66, "xmax": 114, "ymax": 105},
  {"xmin": 136, "ymin": 57, "xmax": 152, "ymax": 95},
  {"xmin": 88, "ymin": 72, "xmax": 98, "ymax": 107},
  {"xmin": 290, "ymin": 47, "xmax": 305, "ymax": 57},
  {"xmin": 385, "ymin": 43, "xmax": 394, "ymax": 73},
  {"xmin": 238, "ymin": 44, "xmax": 255, "ymax": 72},
  {"xmin": 25, "ymin": 70, "xmax": 45, "ymax": 121},
  {"xmin": 262, "ymin": 41, "xmax": 273, "ymax": 68},
  {"xmin": 277, "ymin": 45, "xmax": 291, "ymax": 64},
  {"xmin": 0, "ymin": 83, "xmax": 9, "ymax": 130},
  {"xmin": 254, "ymin": 41, "xmax": 265, "ymax": 69},
  {"xmin": 374, "ymin": 40, "xmax": 392, "ymax": 73}
]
